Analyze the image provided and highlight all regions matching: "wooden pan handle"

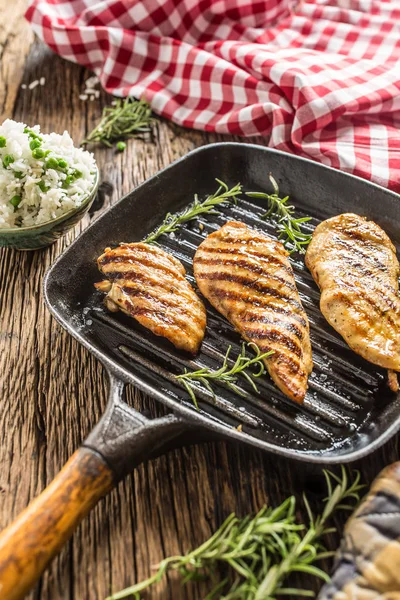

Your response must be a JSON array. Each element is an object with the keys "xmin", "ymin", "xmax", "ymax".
[{"xmin": 0, "ymin": 447, "xmax": 114, "ymax": 600}]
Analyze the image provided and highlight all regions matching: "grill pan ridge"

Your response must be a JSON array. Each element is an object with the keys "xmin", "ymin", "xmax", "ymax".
[{"xmin": 44, "ymin": 143, "xmax": 400, "ymax": 463}]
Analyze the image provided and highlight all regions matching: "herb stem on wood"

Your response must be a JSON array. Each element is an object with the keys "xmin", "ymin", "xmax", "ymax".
[
  {"xmin": 246, "ymin": 174, "xmax": 312, "ymax": 254},
  {"xmin": 144, "ymin": 180, "xmax": 242, "ymax": 244},
  {"xmin": 82, "ymin": 97, "xmax": 154, "ymax": 148},
  {"xmin": 255, "ymin": 469, "xmax": 364, "ymax": 598},
  {"xmin": 106, "ymin": 467, "xmax": 364, "ymax": 600}
]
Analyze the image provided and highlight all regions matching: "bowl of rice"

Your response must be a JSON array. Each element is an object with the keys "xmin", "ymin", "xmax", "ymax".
[{"xmin": 0, "ymin": 119, "xmax": 99, "ymax": 250}]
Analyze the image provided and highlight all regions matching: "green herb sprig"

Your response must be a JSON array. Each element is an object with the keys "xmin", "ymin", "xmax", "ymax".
[
  {"xmin": 176, "ymin": 342, "xmax": 273, "ymax": 409},
  {"xmin": 144, "ymin": 180, "xmax": 242, "ymax": 244},
  {"xmin": 106, "ymin": 467, "xmax": 364, "ymax": 600},
  {"xmin": 83, "ymin": 98, "xmax": 154, "ymax": 148},
  {"xmin": 247, "ymin": 175, "xmax": 312, "ymax": 254},
  {"xmin": 255, "ymin": 468, "xmax": 364, "ymax": 598}
]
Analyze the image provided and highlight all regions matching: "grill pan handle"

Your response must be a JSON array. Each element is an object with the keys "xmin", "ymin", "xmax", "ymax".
[
  {"xmin": 0, "ymin": 373, "xmax": 191, "ymax": 600},
  {"xmin": 83, "ymin": 374, "xmax": 191, "ymax": 481}
]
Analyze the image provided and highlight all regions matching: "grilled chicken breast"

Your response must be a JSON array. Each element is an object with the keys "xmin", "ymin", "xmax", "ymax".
[
  {"xmin": 193, "ymin": 221, "xmax": 313, "ymax": 403},
  {"xmin": 306, "ymin": 213, "xmax": 400, "ymax": 375},
  {"xmin": 96, "ymin": 243, "xmax": 206, "ymax": 354}
]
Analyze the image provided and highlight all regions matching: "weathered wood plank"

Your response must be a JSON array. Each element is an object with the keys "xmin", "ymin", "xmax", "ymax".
[
  {"xmin": 0, "ymin": 19, "xmax": 398, "ymax": 600},
  {"xmin": 0, "ymin": 0, "xmax": 34, "ymax": 121}
]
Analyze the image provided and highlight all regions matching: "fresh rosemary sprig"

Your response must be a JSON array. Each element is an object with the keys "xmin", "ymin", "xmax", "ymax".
[
  {"xmin": 246, "ymin": 174, "xmax": 312, "ymax": 254},
  {"xmin": 106, "ymin": 467, "xmax": 364, "ymax": 600},
  {"xmin": 254, "ymin": 468, "xmax": 364, "ymax": 599},
  {"xmin": 83, "ymin": 97, "xmax": 154, "ymax": 148},
  {"xmin": 144, "ymin": 179, "xmax": 242, "ymax": 244},
  {"xmin": 176, "ymin": 342, "xmax": 273, "ymax": 409}
]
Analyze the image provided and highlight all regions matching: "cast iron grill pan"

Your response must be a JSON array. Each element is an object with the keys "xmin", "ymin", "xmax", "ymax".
[
  {"xmin": 48, "ymin": 143, "xmax": 400, "ymax": 462},
  {"xmin": 91, "ymin": 202, "xmax": 387, "ymax": 451},
  {"xmin": 1, "ymin": 144, "xmax": 400, "ymax": 599}
]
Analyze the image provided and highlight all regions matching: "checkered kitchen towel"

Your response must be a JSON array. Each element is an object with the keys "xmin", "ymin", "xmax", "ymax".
[{"xmin": 26, "ymin": 1, "xmax": 400, "ymax": 191}]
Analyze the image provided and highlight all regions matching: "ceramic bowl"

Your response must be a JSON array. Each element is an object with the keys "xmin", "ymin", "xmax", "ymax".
[{"xmin": 0, "ymin": 167, "xmax": 99, "ymax": 250}]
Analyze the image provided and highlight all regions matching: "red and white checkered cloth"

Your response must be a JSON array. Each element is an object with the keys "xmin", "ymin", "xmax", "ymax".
[{"xmin": 26, "ymin": 0, "xmax": 400, "ymax": 191}]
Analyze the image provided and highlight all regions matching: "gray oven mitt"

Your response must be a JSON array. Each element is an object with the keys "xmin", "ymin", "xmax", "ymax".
[{"xmin": 318, "ymin": 463, "xmax": 400, "ymax": 600}]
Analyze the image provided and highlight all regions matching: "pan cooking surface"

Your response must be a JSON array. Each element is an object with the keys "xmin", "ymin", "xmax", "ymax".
[{"xmin": 45, "ymin": 143, "xmax": 400, "ymax": 461}]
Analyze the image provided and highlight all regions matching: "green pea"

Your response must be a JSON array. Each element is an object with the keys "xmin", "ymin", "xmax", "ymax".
[
  {"xmin": 0, "ymin": 136, "xmax": 6, "ymax": 148},
  {"xmin": 37, "ymin": 181, "xmax": 49, "ymax": 193},
  {"xmin": 32, "ymin": 148, "xmax": 45, "ymax": 159},
  {"xmin": 72, "ymin": 169, "xmax": 82, "ymax": 179},
  {"xmin": 9, "ymin": 195, "xmax": 22, "ymax": 208},
  {"xmin": 29, "ymin": 139, "xmax": 41, "ymax": 150},
  {"xmin": 2, "ymin": 155, "xmax": 14, "ymax": 168},
  {"xmin": 24, "ymin": 128, "xmax": 42, "ymax": 141},
  {"xmin": 116, "ymin": 141, "xmax": 126, "ymax": 152},
  {"xmin": 57, "ymin": 159, "xmax": 68, "ymax": 169},
  {"xmin": 62, "ymin": 175, "xmax": 73, "ymax": 189},
  {"xmin": 43, "ymin": 150, "xmax": 51, "ymax": 158},
  {"xmin": 14, "ymin": 171, "xmax": 24, "ymax": 179},
  {"xmin": 46, "ymin": 158, "xmax": 59, "ymax": 170}
]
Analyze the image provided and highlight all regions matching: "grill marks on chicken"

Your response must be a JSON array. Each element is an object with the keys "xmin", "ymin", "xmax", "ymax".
[
  {"xmin": 306, "ymin": 213, "xmax": 400, "ymax": 380},
  {"xmin": 193, "ymin": 221, "xmax": 313, "ymax": 403},
  {"xmin": 96, "ymin": 243, "xmax": 206, "ymax": 354}
]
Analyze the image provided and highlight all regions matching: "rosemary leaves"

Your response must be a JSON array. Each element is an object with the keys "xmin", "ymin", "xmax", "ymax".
[
  {"xmin": 83, "ymin": 97, "xmax": 154, "ymax": 148},
  {"xmin": 247, "ymin": 174, "xmax": 312, "ymax": 254},
  {"xmin": 142, "ymin": 172, "xmax": 309, "ymax": 253},
  {"xmin": 176, "ymin": 342, "xmax": 273, "ymax": 408},
  {"xmin": 107, "ymin": 467, "xmax": 364, "ymax": 600},
  {"xmin": 144, "ymin": 179, "xmax": 242, "ymax": 244}
]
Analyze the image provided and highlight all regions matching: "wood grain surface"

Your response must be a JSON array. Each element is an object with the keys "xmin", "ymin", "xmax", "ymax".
[{"xmin": 0, "ymin": 6, "xmax": 399, "ymax": 600}]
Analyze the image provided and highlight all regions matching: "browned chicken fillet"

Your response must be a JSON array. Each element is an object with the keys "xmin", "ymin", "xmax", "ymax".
[
  {"xmin": 95, "ymin": 243, "xmax": 206, "ymax": 354},
  {"xmin": 306, "ymin": 213, "xmax": 400, "ymax": 376},
  {"xmin": 193, "ymin": 221, "xmax": 313, "ymax": 403}
]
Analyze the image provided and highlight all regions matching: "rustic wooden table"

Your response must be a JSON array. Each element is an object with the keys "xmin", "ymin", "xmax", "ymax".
[{"xmin": 1, "ymin": 4, "xmax": 399, "ymax": 600}]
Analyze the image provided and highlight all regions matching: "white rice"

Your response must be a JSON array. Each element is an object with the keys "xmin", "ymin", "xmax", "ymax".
[{"xmin": 0, "ymin": 119, "xmax": 97, "ymax": 229}]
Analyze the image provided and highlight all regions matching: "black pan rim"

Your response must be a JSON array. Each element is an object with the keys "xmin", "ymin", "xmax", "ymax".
[{"xmin": 43, "ymin": 142, "xmax": 400, "ymax": 464}]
